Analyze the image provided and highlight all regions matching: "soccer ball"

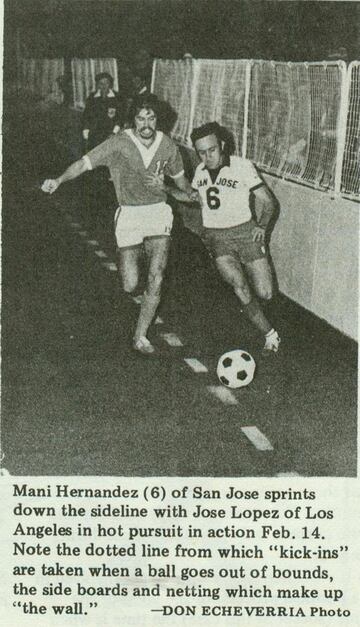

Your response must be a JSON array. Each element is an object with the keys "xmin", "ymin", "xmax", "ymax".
[{"xmin": 217, "ymin": 349, "xmax": 256, "ymax": 389}]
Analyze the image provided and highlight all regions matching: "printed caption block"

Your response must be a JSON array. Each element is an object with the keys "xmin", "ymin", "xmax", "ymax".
[{"xmin": 0, "ymin": 477, "xmax": 359, "ymax": 626}]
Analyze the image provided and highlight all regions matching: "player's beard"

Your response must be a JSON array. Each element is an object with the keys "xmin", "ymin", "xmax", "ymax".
[{"xmin": 139, "ymin": 127, "xmax": 155, "ymax": 140}]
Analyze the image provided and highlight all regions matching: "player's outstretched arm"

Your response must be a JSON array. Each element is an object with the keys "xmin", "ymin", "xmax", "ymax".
[{"xmin": 41, "ymin": 158, "xmax": 90, "ymax": 194}]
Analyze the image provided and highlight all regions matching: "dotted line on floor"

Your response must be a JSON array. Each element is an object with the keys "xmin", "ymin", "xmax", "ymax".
[{"xmin": 57, "ymin": 203, "xmax": 299, "ymax": 476}]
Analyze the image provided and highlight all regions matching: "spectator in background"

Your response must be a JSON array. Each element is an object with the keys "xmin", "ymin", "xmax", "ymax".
[
  {"xmin": 131, "ymin": 74, "xmax": 149, "ymax": 97},
  {"xmin": 124, "ymin": 73, "xmax": 177, "ymax": 134},
  {"xmin": 124, "ymin": 74, "xmax": 149, "ymax": 126},
  {"xmin": 41, "ymin": 75, "xmax": 66, "ymax": 109},
  {"xmin": 81, "ymin": 72, "xmax": 124, "ymax": 230},
  {"xmin": 132, "ymin": 48, "xmax": 153, "ymax": 84},
  {"xmin": 123, "ymin": 49, "xmax": 153, "ymax": 125},
  {"xmin": 82, "ymin": 72, "xmax": 125, "ymax": 150}
]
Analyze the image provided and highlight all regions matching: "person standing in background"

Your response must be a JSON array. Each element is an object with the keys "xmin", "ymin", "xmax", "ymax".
[
  {"xmin": 81, "ymin": 72, "xmax": 125, "ymax": 231},
  {"xmin": 82, "ymin": 72, "xmax": 125, "ymax": 150}
]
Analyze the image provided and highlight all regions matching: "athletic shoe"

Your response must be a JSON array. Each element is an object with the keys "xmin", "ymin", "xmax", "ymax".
[
  {"xmin": 263, "ymin": 329, "xmax": 281, "ymax": 354},
  {"xmin": 133, "ymin": 336, "xmax": 155, "ymax": 355}
]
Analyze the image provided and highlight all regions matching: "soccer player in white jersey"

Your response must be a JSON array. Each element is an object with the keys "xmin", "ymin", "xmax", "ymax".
[
  {"xmin": 147, "ymin": 121, "xmax": 280, "ymax": 353},
  {"xmin": 41, "ymin": 94, "xmax": 193, "ymax": 355}
]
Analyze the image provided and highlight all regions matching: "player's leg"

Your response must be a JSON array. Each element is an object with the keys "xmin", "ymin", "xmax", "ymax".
[
  {"xmin": 232, "ymin": 222, "xmax": 280, "ymax": 353},
  {"xmin": 132, "ymin": 203, "xmax": 173, "ymax": 354},
  {"xmin": 244, "ymin": 257, "xmax": 280, "ymax": 352},
  {"xmin": 133, "ymin": 236, "xmax": 170, "ymax": 352},
  {"xmin": 244, "ymin": 256, "xmax": 273, "ymax": 301},
  {"xmin": 117, "ymin": 246, "xmax": 142, "ymax": 294},
  {"xmin": 215, "ymin": 255, "xmax": 274, "ymax": 337},
  {"xmin": 114, "ymin": 206, "xmax": 143, "ymax": 294},
  {"xmin": 215, "ymin": 254, "xmax": 251, "ymax": 302}
]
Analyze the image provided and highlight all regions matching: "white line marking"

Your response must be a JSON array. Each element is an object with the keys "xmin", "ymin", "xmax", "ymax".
[
  {"xmin": 275, "ymin": 472, "xmax": 301, "ymax": 477},
  {"xmin": 78, "ymin": 230, "xmax": 89, "ymax": 237},
  {"xmin": 87, "ymin": 240, "xmax": 100, "ymax": 246},
  {"xmin": 241, "ymin": 426, "xmax": 274, "ymax": 451},
  {"xmin": 95, "ymin": 250, "xmax": 108, "ymax": 258},
  {"xmin": 207, "ymin": 385, "xmax": 238, "ymax": 405},
  {"xmin": 184, "ymin": 358, "xmax": 208, "ymax": 373},
  {"xmin": 132, "ymin": 295, "xmax": 143, "ymax": 304},
  {"xmin": 102, "ymin": 261, "xmax": 117, "ymax": 272},
  {"xmin": 155, "ymin": 316, "xmax": 164, "ymax": 325},
  {"xmin": 160, "ymin": 333, "xmax": 183, "ymax": 347}
]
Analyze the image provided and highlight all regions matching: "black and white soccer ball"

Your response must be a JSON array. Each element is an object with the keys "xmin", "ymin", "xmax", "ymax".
[{"xmin": 217, "ymin": 349, "xmax": 256, "ymax": 389}]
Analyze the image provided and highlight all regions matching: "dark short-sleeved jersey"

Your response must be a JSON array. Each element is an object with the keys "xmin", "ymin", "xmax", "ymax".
[
  {"xmin": 82, "ymin": 91, "xmax": 125, "ymax": 148},
  {"xmin": 192, "ymin": 155, "xmax": 262, "ymax": 228},
  {"xmin": 84, "ymin": 129, "xmax": 184, "ymax": 206}
]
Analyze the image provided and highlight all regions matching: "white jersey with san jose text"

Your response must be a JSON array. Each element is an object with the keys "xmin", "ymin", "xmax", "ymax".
[{"xmin": 192, "ymin": 155, "xmax": 262, "ymax": 229}]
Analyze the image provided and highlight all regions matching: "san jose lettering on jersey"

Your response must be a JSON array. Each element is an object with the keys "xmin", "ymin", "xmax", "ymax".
[
  {"xmin": 198, "ymin": 177, "xmax": 239, "ymax": 189},
  {"xmin": 192, "ymin": 156, "xmax": 262, "ymax": 229}
]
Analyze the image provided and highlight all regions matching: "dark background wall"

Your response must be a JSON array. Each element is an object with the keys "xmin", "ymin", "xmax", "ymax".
[{"xmin": 4, "ymin": 0, "xmax": 360, "ymax": 72}]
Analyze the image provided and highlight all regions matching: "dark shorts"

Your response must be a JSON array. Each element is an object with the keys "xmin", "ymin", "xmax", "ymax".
[{"xmin": 202, "ymin": 220, "xmax": 266, "ymax": 264}]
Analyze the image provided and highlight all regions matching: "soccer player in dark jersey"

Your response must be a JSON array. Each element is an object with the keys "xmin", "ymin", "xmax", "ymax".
[
  {"xmin": 147, "ymin": 121, "xmax": 280, "ymax": 353},
  {"xmin": 42, "ymin": 94, "xmax": 193, "ymax": 355}
]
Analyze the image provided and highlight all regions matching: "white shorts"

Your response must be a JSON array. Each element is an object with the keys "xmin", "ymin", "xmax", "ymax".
[{"xmin": 114, "ymin": 203, "xmax": 173, "ymax": 249}]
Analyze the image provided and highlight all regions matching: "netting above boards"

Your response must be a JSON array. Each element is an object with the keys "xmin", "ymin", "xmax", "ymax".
[
  {"xmin": 18, "ymin": 58, "xmax": 65, "ymax": 104},
  {"xmin": 16, "ymin": 56, "xmax": 359, "ymax": 199},
  {"xmin": 191, "ymin": 59, "xmax": 248, "ymax": 155},
  {"xmin": 71, "ymin": 58, "xmax": 119, "ymax": 110},
  {"xmin": 247, "ymin": 61, "xmax": 344, "ymax": 191},
  {"xmin": 151, "ymin": 59, "xmax": 194, "ymax": 144},
  {"xmin": 341, "ymin": 62, "xmax": 360, "ymax": 198},
  {"xmin": 152, "ymin": 58, "xmax": 248, "ymax": 152},
  {"xmin": 152, "ymin": 57, "xmax": 358, "ymax": 200}
]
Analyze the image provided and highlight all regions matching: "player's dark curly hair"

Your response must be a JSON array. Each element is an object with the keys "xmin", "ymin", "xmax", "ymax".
[
  {"xmin": 190, "ymin": 122, "xmax": 234, "ymax": 156},
  {"xmin": 128, "ymin": 93, "xmax": 161, "ymax": 125}
]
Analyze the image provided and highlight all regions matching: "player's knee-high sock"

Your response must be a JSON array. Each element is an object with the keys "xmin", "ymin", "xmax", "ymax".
[
  {"xmin": 260, "ymin": 291, "xmax": 277, "ymax": 316},
  {"xmin": 241, "ymin": 297, "xmax": 273, "ymax": 335},
  {"xmin": 134, "ymin": 289, "xmax": 161, "ymax": 340}
]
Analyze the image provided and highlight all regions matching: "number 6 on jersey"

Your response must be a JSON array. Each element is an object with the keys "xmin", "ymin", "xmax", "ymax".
[{"xmin": 206, "ymin": 186, "xmax": 221, "ymax": 209}]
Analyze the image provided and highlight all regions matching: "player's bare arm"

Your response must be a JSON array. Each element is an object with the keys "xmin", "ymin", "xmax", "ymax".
[
  {"xmin": 41, "ymin": 157, "xmax": 90, "ymax": 194},
  {"xmin": 174, "ymin": 173, "xmax": 193, "ymax": 194},
  {"xmin": 252, "ymin": 185, "xmax": 275, "ymax": 243}
]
